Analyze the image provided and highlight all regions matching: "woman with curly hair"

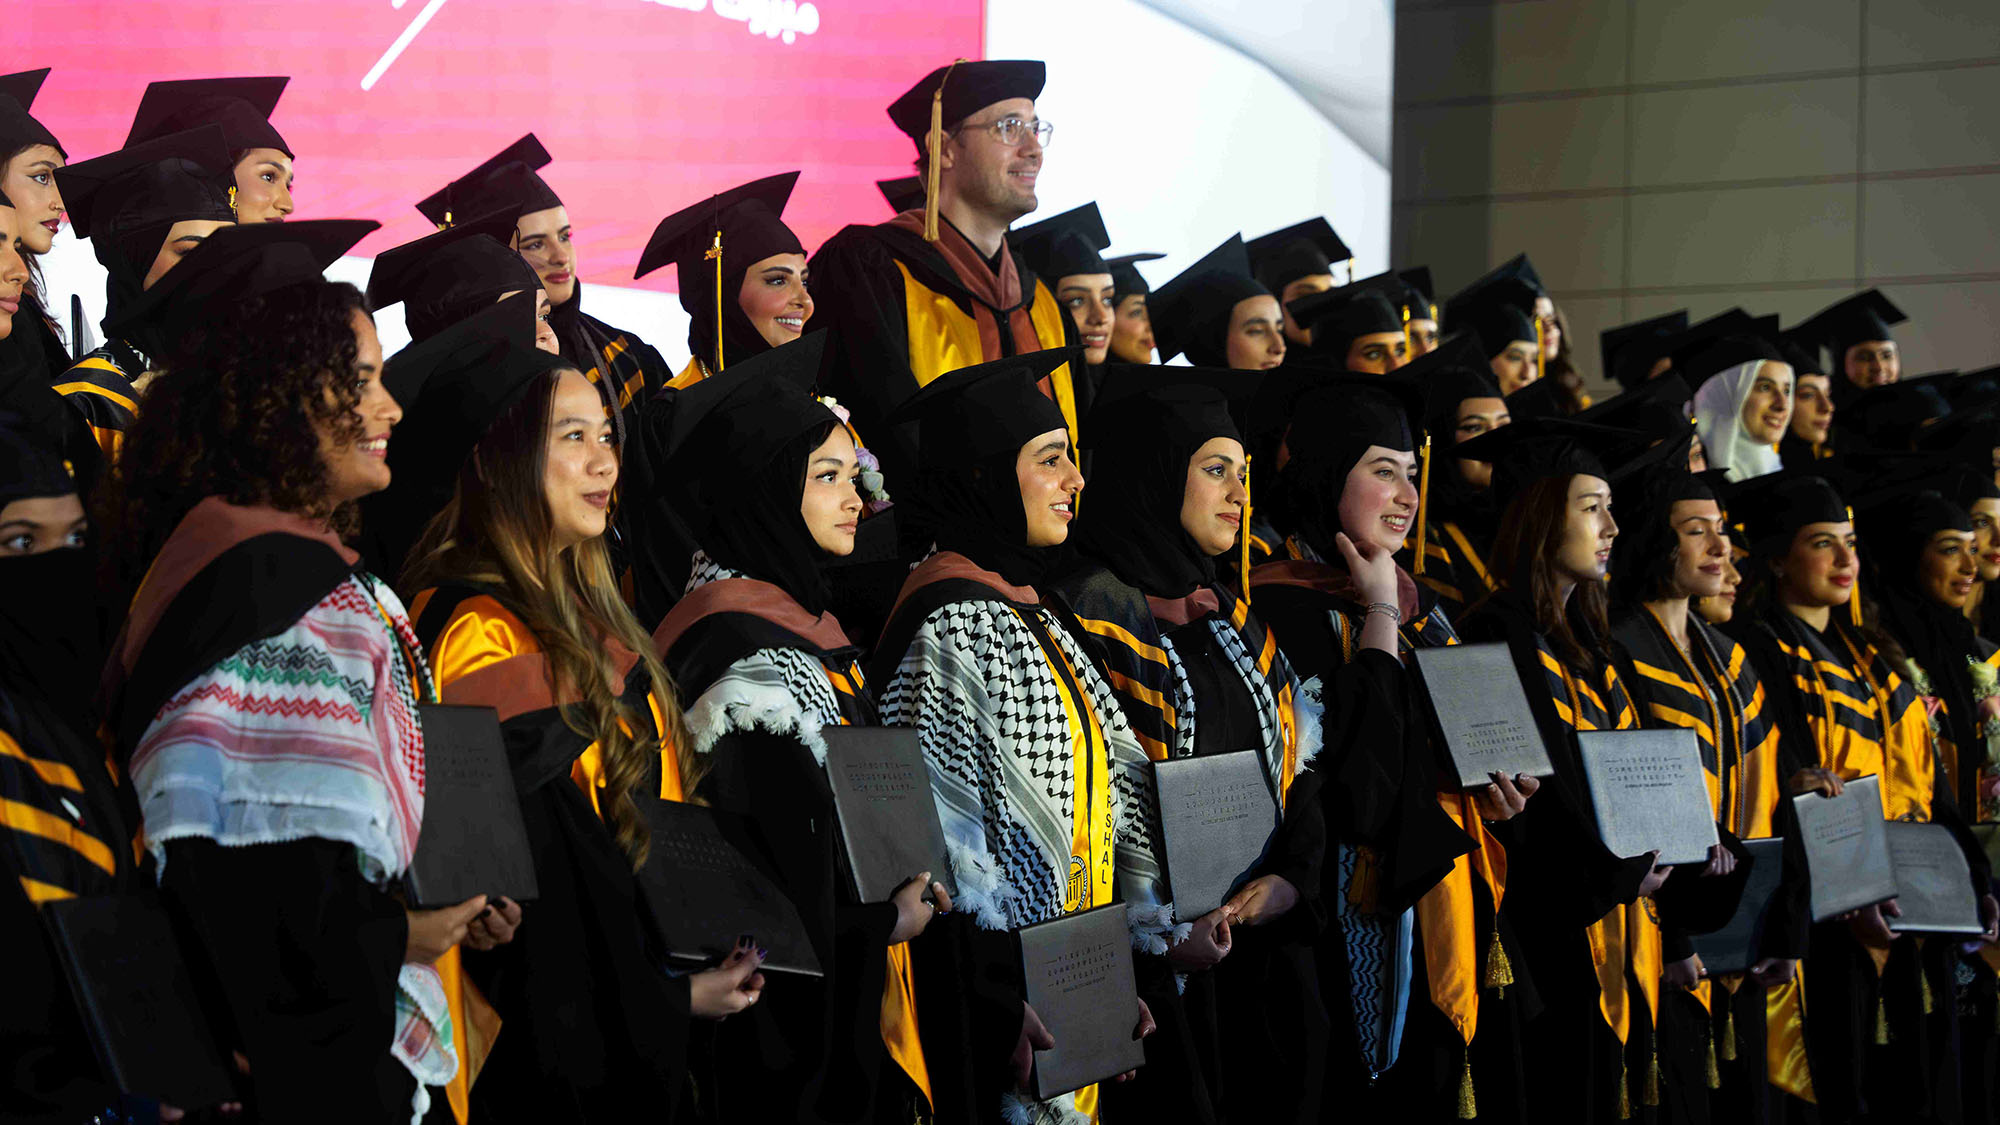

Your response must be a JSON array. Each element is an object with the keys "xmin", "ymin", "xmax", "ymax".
[
  {"xmin": 96, "ymin": 221, "xmax": 503, "ymax": 1122},
  {"xmin": 390, "ymin": 300, "xmax": 763, "ymax": 1122}
]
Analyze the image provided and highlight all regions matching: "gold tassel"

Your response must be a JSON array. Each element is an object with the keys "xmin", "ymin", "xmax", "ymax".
[
  {"xmin": 1705, "ymin": 1026, "xmax": 1721, "ymax": 1089},
  {"xmin": 1346, "ymin": 846, "xmax": 1382, "ymax": 915},
  {"xmin": 1457, "ymin": 1050, "xmax": 1477, "ymax": 1119},
  {"xmin": 705, "ymin": 229, "xmax": 726, "ymax": 373},
  {"xmin": 1846, "ymin": 505, "xmax": 1863, "ymax": 628},
  {"xmin": 1617, "ymin": 1056, "xmax": 1632, "ymax": 1120},
  {"xmin": 1874, "ymin": 994, "xmax": 1890, "ymax": 1045},
  {"xmin": 1921, "ymin": 967, "xmax": 1935, "ymax": 1015},
  {"xmin": 1402, "ymin": 302, "xmax": 1414, "ymax": 354},
  {"xmin": 922, "ymin": 59, "xmax": 967, "ymax": 243},
  {"xmin": 1239, "ymin": 453, "xmax": 1253, "ymax": 602},
  {"xmin": 227, "ymin": 185, "xmax": 238, "ymax": 217},
  {"xmin": 1483, "ymin": 922, "xmax": 1513, "ymax": 997},
  {"xmin": 1643, "ymin": 1040, "xmax": 1661, "ymax": 1107},
  {"xmin": 1720, "ymin": 1003, "xmax": 1737, "ymax": 1061},
  {"xmin": 1535, "ymin": 315, "xmax": 1546, "ymax": 386},
  {"xmin": 1414, "ymin": 433, "xmax": 1433, "ymax": 576}
]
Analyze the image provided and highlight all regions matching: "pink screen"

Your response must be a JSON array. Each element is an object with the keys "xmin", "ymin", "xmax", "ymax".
[{"xmin": 17, "ymin": 0, "xmax": 985, "ymax": 288}]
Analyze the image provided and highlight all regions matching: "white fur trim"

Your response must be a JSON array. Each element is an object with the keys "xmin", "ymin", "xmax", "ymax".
[
  {"xmin": 1290, "ymin": 681, "xmax": 1325, "ymax": 776},
  {"xmin": 683, "ymin": 676, "xmax": 829, "ymax": 766},
  {"xmin": 1127, "ymin": 901, "xmax": 1189, "ymax": 955},
  {"xmin": 1001, "ymin": 1090, "xmax": 1090, "ymax": 1125},
  {"xmin": 945, "ymin": 838, "xmax": 1016, "ymax": 931}
]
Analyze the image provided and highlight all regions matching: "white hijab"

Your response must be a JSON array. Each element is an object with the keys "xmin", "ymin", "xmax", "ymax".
[{"xmin": 1694, "ymin": 359, "xmax": 1789, "ymax": 482}]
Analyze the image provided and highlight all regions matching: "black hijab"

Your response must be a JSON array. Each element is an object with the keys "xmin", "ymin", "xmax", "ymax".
[
  {"xmin": 1075, "ymin": 374, "xmax": 1242, "ymax": 598},
  {"xmin": 1269, "ymin": 375, "xmax": 1423, "ymax": 560},
  {"xmin": 635, "ymin": 173, "xmax": 804, "ymax": 377},
  {"xmin": 892, "ymin": 351, "xmax": 1074, "ymax": 588}
]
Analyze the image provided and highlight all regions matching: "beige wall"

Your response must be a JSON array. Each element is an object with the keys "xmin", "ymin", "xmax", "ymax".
[{"xmin": 1392, "ymin": 0, "xmax": 2000, "ymax": 397}]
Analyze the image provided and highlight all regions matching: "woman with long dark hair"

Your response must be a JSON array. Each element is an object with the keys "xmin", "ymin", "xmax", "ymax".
[
  {"xmin": 393, "ymin": 309, "xmax": 761, "ymax": 1120},
  {"xmin": 0, "ymin": 71, "xmax": 75, "ymax": 438},
  {"xmin": 97, "ymin": 221, "xmax": 494, "ymax": 1121},
  {"xmin": 1726, "ymin": 469, "xmax": 1999, "ymax": 1123},
  {"xmin": 1454, "ymin": 417, "xmax": 1678, "ymax": 1121}
]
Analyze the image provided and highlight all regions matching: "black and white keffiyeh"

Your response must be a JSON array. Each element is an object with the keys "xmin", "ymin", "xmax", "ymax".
[{"xmin": 678, "ymin": 551, "xmax": 846, "ymax": 762}]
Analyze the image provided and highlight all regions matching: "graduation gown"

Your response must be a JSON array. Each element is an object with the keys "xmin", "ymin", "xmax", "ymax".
[
  {"xmin": 872, "ymin": 551, "xmax": 1175, "ymax": 1124},
  {"xmin": 1613, "ymin": 607, "xmax": 1812, "ymax": 1125},
  {"xmin": 410, "ymin": 585, "xmax": 694, "ymax": 1123},
  {"xmin": 548, "ymin": 281, "xmax": 672, "ymax": 429},
  {"xmin": 102, "ymin": 499, "xmax": 437, "ymax": 1122},
  {"xmin": 52, "ymin": 339, "xmax": 145, "ymax": 463},
  {"xmin": 653, "ymin": 557, "xmax": 928, "ymax": 1124},
  {"xmin": 806, "ymin": 211, "xmax": 1081, "ymax": 480},
  {"xmin": 1411, "ymin": 517, "xmax": 1501, "ymax": 621},
  {"xmin": 0, "ymin": 684, "xmax": 145, "ymax": 1124},
  {"xmin": 0, "ymin": 298, "xmax": 99, "ymax": 493},
  {"xmin": 1250, "ymin": 559, "xmax": 1524, "ymax": 1122},
  {"xmin": 1049, "ymin": 560, "xmax": 1326, "ymax": 1123},
  {"xmin": 1460, "ymin": 595, "xmax": 1668, "ymax": 1123},
  {"xmin": 1731, "ymin": 609, "xmax": 1991, "ymax": 1124}
]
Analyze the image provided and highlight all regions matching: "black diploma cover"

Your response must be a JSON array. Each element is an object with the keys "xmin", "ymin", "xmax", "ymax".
[
  {"xmin": 405, "ymin": 703, "xmax": 540, "ymax": 908},
  {"xmin": 636, "ymin": 798, "xmax": 824, "ymax": 976}
]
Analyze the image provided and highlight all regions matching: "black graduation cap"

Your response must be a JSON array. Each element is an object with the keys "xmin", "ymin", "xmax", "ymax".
[
  {"xmin": 1921, "ymin": 460, "xmax": 2000, "ymax": 509},
  {"xmin": 0, "ymin": 409, "xmax": 76, "ymax": 507},
  {"xmin": 877, "ymin": 176, "xmax": 924, "ymax": 214},
  {"xmin": 415, "ymin": 134, "xmax": 562, "ymax": 227},
  {"xmin": 1285, "ymin": 279, "xmax": 1403, "ymax": 360},
  {"xmin": 1794, "ymin": 290, "xmax": 1907, "ymax": 356},
  {"xmin": 887, "ymin": 349, "xmax": 1073, "ymax": 467},
  {"xmin": 887, "ymin": 60, "xmax": 1046, "ymax": 145},
  {"xmin": 1244, "ymin": 218, "xmax": 1351, "ymax": 294},
  {"xmin": 1576, "ymin": 373, "xmax": 1694, "ymax": 440},
  {"xmin": 56, "ymin": 125, "xmax": 235, "ymax": 241},
  {"xmin": 1841, "ymin": 377, "xmax": 1955, "ymax": 452},
  {"xmin": 1600, "ymin": 310, "xmax": 1689, "ymax": 390},
  {"xmin": 1723, "ymin": 469, "xmax": 1849, "ymax": 555},
  {"xmin": 1105, "ymin": 252, "xmax": 1165, "ymax": 304},
  {"xmin": 1148, "ymin": 235, "xmax": 1267, "ymax": 364},
  {"xmin": 0, "ymin": 68, "xmax": 62, "ymax": 155},
  {"xmin": 1012, "ymin": 202, "xmax": 1111, "ymax": 282},
  {"xmin": 1672, "ymin": 315, "xmax": 1786, "ymax": 388},
  {"xmin": 105, "ymin": 218, "xmax": 378, "ymax": 344},
  {"xmin": 1081, "ymin": 364, "xmax": 1254, "ymax": 452},
  {"xmin": 1450, "ymin": 416, "xmax": 1649, "ymax": 498},
  {"xmin": 1940, "ymin": 365, "xmax": 2000, "ymax": 408},
  {"xmin": 1290, "ymin": 372, "xmax": 1428, "ymax": 453},
  {"xmin": 383, "ymin": 293, "xmax": 572, "ymax": 497},
  {"xmin": 1401, "ymin": 329, "xmax": 1494, "ymax": 386},
  {"xmin": 1504, "ymin": 377, "xmax": 1570, "ymax": 423},
  {"xmin": 365, "ymin": 210, "xmax": 542, "ymax": 341},
  {"xmin": 1916, "ymin": 397, "xmax": 2000, "ymax": 461},
  {"xmin": 656, "ymin": 333, "xmax": 833, "ymax": 481},
  {"xmin": 1466, "ymin": 253, "xmax": 1545, "ymax": 297},
  {"xmin": 124, "ymin": 76, "xmax": 290, "ymax": 157},
  {"xmin": 1399, "ymin": 267, "xmax": 1437, "ymax": 320},
  {"xmin": 635, "ymin": 171, "xmax": 802, "ymax": 284},
  {"xmin": 1777, "ymin": 326, "xmax": 1825, "ymax": 378},
  {"xmin": 1443, "ymin": 276, "xmax": 1538, "ymax": 359}
]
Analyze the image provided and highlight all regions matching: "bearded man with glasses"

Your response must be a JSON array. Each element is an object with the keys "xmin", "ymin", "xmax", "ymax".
[{"xmin": 810, "ymin": 59, "xmax": 1086, "ymax": 486}]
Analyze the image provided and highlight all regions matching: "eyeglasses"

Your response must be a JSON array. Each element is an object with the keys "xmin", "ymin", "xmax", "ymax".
[{"xmin": 955, "ymin": 116, "xmax": 1054, "ymax": 149}]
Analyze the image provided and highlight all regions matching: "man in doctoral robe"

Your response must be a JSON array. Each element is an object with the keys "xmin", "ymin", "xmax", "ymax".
[{"xmin": 809, "ymin": 59, "xmax": 1080, "ymax": 481}]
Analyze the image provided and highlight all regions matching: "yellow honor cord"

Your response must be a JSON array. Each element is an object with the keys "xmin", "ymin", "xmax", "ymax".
[
  {"xmin": 922, "ymin": 58, "xmax": 968, "ymax": 243},
  {"xmin": 1414, "ymin": 433, "xmax": 1432, "ymax": 576},
  {"xmin": 1535, "ymin": 315, "xmax": 1546, "ymax": 385},
  {"xmin": 1240, "ymin": 453, "xmax": 1254, "ymax": 601},
  {"xmin": 705, "ymin": 229, "xmax": 725, "ymax": 373}
]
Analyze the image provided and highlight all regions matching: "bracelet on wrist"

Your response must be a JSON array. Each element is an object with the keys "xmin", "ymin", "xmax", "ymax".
[{"xmin": 1364, "ymin": 601, "xmax": 1401, "ymax": 625}]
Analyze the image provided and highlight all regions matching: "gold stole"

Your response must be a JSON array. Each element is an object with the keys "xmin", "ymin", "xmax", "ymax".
[
  {"xmin": 1415, "ymin": 791, "xmax": 1509, "ymax": 1115},
  {"xmin": 893, "ymin": 259, "xmax": 1080, "ymax": 447}
]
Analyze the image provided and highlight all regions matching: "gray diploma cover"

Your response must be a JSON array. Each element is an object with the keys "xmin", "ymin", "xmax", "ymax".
[
  {"xmin": 1577, "ymin": 729, "xmax": 1719, "ymax": 866},
  {"xmin": 1151, "ymin": 749, "xmax": 1279, "ymax": 919},
  {"xmin": 1884, "ymin": 820, "xmax": 1984, "ymax": 935},
  {"xmin": 822, "ymin": 725, "xmax": 958, "ymax": 904},
  {"xmin": 1412, "ymin": 641, "xmax": 1556, "ymax": 788},
  {"xmin": 405, "ymin": 703, "xmax": 540, "ymax": 908},
  {"xmin": 1018, "ymin": 903, "xmax": 1148, "ymax": 1099},
  {"xmin": 1793, "ymin": 775, "xmax": 1898, "ymax": 923}
]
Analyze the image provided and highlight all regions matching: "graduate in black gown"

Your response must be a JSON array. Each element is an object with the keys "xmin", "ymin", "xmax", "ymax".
[
  {"xmin": 415, "ymin": 134, "xmax": 672, "ymax": 433},
  {"xmin": 1453, "ymin": 418, "xmax": 1681, "ymax": 1122},
  {"xmin": 123, "ymin": 76, "xmax": 297, "ymax": 224},
  {"xmin": 97, "ymin": 220, "xmax": 494, "ymax": 1123},
  {"xmin": 1244, "ymin": 217, "xmax": 1350, "ymax": 353},
  {"xmin": 1251, "ymin": 373, "xmax": 1517, "ymax": 1120},
  {"xmin": 1049, "ymin": 365, "xmax": 1326, "ymax": 1123},
  {"xmin": 365, "ymin": 211, "xmax": 557, "ymax": 351},
  {"xmin": 870, "ymin": 350, "xmax": 1161, "ymax": 1124},
  {"xmin": 49, "ymin": 125, "xmax": 238, "ymax": 463},
  {"xmin": 1149, "ymin": 234, "xmax": 1286, "ymax": 372},
  {"xmin": 1283, "ymin": 272, "xmax": 1412, "ymax": 374},
  {"xmin": 1791, "ymin": 291, "xmax": 1907, "ymax": 409},
  {"xmin": 1403, "ymin": 332, "xmax": 1512, "ymax": 618},
  {"xmin": 1104, "ymin": 250, "xmax": 1164, "ymax": 365},
  {"xmin": 0, "ymin": 413, "xmax": 150, "ymax": 1124},
  {"xmin": 644, "ymin": 334, "xmax": 947, "ymax": 1124},
  {"xmin": 1725, "ymin": 469, "xmax": 2000, "ymax": 1125}
]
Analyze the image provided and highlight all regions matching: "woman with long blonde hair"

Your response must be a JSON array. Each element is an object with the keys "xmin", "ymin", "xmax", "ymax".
[{"xmin": 387, "ymin": 311, "xmax": 763, "ymax": 1122}]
